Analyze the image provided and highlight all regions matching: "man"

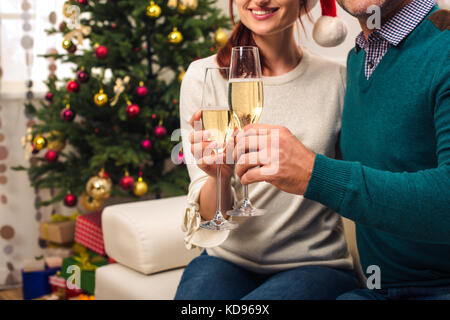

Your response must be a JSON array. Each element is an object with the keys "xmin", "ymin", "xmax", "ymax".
[{"xmin": 234, "ymin": 0, "xmax": 450, "ymax": 299}]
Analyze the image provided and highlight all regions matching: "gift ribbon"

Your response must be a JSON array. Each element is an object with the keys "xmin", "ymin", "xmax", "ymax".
[{"xmin": 73, "ymin": 252, "xmax": 97, "ymax": 272}]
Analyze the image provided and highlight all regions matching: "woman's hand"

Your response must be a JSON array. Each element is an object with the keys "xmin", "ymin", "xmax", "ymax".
[{"xmin": 189, "ymin": 111, "xmax": 235, "ymax": 181}]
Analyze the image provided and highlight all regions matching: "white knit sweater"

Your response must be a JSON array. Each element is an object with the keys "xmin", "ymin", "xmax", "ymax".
[{"xmin": 179, "ymin": 48, "xmax": 354, "ymax": 274}]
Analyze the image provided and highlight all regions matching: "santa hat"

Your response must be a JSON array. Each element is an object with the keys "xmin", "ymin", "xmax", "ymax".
[{"xmin": 307, "ymin": 0, "xmax": 348, "ymax": 47}]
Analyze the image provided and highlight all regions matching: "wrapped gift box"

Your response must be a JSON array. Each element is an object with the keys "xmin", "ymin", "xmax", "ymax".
[
  {"xmin": 39, "ymin": 220, "xmax": 75, "ymax": 244},
  {"xmin": 75, "ymin": 211, "xmax": 105, "ymax": 256},
  {"xmin": 21, "ymin": 266, "xmax": 60, "ymax": 300},
  {"xmin": 60, "ymin": 253, "xmax": 108, "ymax": 295},
  {"xmin": 49, "ymin": 273, "xmax": 83, "ymax": 298}
]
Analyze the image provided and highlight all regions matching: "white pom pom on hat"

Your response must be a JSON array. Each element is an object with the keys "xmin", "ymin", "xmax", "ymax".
[{"xmin": 307, "ymin": 0, "xmax": 348, "ymax": 47}]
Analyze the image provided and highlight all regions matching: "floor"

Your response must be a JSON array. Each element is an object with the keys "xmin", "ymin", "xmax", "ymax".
[{"xmin": 0, "ymin": 287, "xmax": 22, "ymax": 300}]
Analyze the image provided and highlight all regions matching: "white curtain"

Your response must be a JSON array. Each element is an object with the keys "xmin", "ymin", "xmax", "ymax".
[{"xmin": 0, "ymin": 0, "xmax": 70, "ymax": 289}]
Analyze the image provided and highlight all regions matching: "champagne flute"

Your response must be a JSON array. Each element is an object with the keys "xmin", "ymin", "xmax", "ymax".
[
  {"xmin": 200, "ymin": 67, "xmax": 238, "ymax": 231},
  {"xmin": 227, "ymin": 46, "xmax": 266, "ymax": 217}
]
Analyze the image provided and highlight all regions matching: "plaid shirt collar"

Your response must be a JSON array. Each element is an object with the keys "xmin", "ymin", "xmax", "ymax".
[{"xmin": 355, "ymin": 0, "xmax": 436, "ymax": 51}]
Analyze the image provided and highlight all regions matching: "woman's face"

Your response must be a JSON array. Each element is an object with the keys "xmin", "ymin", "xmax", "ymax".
[{"xmin": 235, "ymin": 0, "xmax": 302, "ymax": 36}]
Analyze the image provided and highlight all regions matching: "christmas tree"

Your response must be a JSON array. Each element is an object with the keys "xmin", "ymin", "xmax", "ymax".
[{"xmin": 13, "ymin": 0, "xmax": 230, "ymax": 210}]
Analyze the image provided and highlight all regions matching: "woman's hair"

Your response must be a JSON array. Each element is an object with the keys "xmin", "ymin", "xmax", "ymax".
[{"xmin": 216, "ymin": 0, "xmax": 311, "ymax": 71}]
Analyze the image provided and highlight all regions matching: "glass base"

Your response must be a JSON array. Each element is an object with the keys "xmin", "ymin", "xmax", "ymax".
[
  {"xmin": 200, "ymin": 213, "xmax": 238, "ymax": 231},
  {"xmin": 226, "ymin": 199, "xmax": 266, "ymax": 217}
]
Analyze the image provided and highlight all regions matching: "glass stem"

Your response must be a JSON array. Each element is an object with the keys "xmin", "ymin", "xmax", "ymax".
[
  {"xmin": 244, "ymin": 185, "xmax": 249, "ymax": 202},
  {"xmin": 216, "ymin": 162, "xmax": 221, "ymax": 215}
]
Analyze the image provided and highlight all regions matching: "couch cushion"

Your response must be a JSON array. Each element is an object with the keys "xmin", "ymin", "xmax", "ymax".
[
  {"xmin": 95, "ymin": 263, "xmax": 184, "ymax": 300},
  {"xmin": 102, "ymin": 196, "xmax": 200, "ymax": 275}
]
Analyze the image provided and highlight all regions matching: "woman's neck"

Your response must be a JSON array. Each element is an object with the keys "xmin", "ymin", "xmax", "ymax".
[{"xmin": 253, "ymin": 27, "xmax": 302, "ymax": 77}]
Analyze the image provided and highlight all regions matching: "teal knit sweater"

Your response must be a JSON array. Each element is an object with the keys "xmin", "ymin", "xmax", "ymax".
[{"xmin": 305, "ymin": 7, "xmax": 450, "ymax": 288}]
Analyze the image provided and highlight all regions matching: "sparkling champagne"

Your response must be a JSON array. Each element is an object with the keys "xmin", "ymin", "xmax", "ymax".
[
  {"xmin": 201, "ymin": 109, "xmax": 232, "ymax": 152},
  {"xmin": 229, "ymin": 80, "xmax": 263, "ymax": 129}
]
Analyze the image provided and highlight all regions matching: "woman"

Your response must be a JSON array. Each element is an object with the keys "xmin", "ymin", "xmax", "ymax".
[{"xmin": 176, "ymin": 0, "xmax": 360, "ymax": 299}]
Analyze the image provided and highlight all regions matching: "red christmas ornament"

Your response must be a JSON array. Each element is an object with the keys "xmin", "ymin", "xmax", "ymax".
[
  {"xmin": 151, "ymin": 114, "xmax": 156, "ymax": 119},
  {"xmin": 95, "ymin": 45, "xmax": 108, "ymax": 59},
  {"xmin": 126, "ymin": 104, "xmax": 140, "ymax": 118},
  {"xmin": 102, "ymin": 171, "xmax": 110, "ymax": 179},
  {"xmin": 66, "ymin": 80, "xmax": 79, "ymax": 93},
  {"xmin": 64, "ymin": 194, "xmax": 78, "ymax": 207},
  {"xmin": 45, "ymin": 149, "xmax": 59, "ymax": 163},
  {"xmin": 77, "ymin": 0, "xmax": 88, "ymax": 5},
  {"xmin": 76, "ymin": 70, "xmax": 90, "ymax": 83},
  {"xmin": 31, "ymin": 144, "xmax": 39, "ymax": 154},
  {"xmin": 154, "ymin": 125, "xmax": 167, "ymax": 139},
  {"xmin": 45, "ymin": 92, "xmax": 53, "ymax": 102},
  {"xmin": 67, "ymin": 44, "xmax": 77, "ymax": 54},
  {"xmin": 177, "ymin": 151, "xmax": 185, "ymax": 165},
  {"xmin": 61, "ymin": 108, "xmax": 76, "ymax": 122},
  {"xmin": 136, "ymin": 85, "xmax": 148, "ymax": 98},
  {"xmin": 120, "ymin": 175, "xmax": 135, "ymax": 190},
  {"xmin": 58, "ymin": 22, "xmax": 66, "ymax": 32},
  {"xmin": 141, "ymin": 139, "xmax": 152, "ymax": 152}
]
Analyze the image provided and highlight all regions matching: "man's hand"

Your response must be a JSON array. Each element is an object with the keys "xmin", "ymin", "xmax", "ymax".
[{"xmin": 234, "ymin": 124, "xmax": 317, "ymax": 195}]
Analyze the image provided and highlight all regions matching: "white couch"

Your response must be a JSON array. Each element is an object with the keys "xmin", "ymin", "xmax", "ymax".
[{"xmin": 95, "ymin": 196, "xmax": 363, "ymax": 300}]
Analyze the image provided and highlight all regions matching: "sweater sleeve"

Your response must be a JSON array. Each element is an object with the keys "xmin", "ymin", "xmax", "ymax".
[
  {"xmin": 304, "ymin": 59, "xmax": 450, "ymax": 245},
  {"xmin": 179, "ymin": 59, "xmax": 238, "ymax": 249}
]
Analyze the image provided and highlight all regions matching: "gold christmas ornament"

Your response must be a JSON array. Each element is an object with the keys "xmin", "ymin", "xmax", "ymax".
[
  {"xmin": 214, "ymin": 28, "xmax": 228, "ymax": 46},
  {"xmin": 178, "ymin": 70, "xmax": 186, "ymax": 83},
  {"xmin": 33, "ymin": 135, "xmax": 47, "ymax": 151},
  {"xmin": 62, "ymin": 39, "xmax": 74, "ymax": 50},
  {"xmin": 94, "ymin": 89, "xmax": 108, "ymax": 107},
  {"xmin": 80, "ymin": 192, "xmax": 104, "ymax": 212},
  {"xmin": 133, "ymin": 177, "xmax": 148, "ymax": 196},
  {"xmin": 47, "ymin": 140, "xmax": 66, "ymax": 152},
  {"xmin": 167, "ymin": 0, "xmax": 178, "ymax": 9},
  {"xmin": 146, "ymin": 1, "xmax": 162, "ymax": 18},
  {"xmin": 176, "ymin": 0, "xmax": 198, "ymax": 13},
  {"xmin": 86, "ymin": 175, "xmax": 112, "ymax": 200},
  {"xmin": 46, "ymin": 131, "xmax": 66, "ymax": 151},
  {"xmin": 168, "ymin": 27, "xmax": 183, "ymax": 44}
]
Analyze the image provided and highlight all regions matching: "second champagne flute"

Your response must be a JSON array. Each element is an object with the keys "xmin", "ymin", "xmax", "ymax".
[
  {"xmin": 227, "ymin": 46, "xmax": 266, "ymax": 217},
  {"xmin": 199, "ymin": 67, "xmax": 238, "ymax": 231}
]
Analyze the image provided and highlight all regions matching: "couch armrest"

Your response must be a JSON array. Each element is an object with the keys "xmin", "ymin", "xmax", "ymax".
[{"xmin": 102, "ymin": 195, "xmax": 200, "ymax": 275}]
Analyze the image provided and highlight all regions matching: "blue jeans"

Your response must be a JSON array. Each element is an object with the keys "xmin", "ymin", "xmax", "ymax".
[
  {"xmin": 337, "ymin": 286, "xmax": 450, "ymax": 300},
  {"xmin": 175, "ymin": 251, "xmax": 360, "ymax": 300}
]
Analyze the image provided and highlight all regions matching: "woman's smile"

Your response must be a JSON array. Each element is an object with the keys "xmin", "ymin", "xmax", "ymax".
[{"xmin": 248, "ymin": 6, "xmax": 280, "ymax": 20}]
